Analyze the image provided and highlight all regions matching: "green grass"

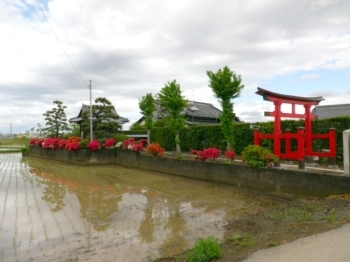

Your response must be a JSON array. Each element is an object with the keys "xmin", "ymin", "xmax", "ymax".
[{"xmin": 188, "ymin": 237, "xmax": 222, "ymax": 262}]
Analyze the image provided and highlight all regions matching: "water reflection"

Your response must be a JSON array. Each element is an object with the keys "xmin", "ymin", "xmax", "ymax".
[{"xmin": 0, "ymin": 154, "xmax": 275, "ymax": 262}]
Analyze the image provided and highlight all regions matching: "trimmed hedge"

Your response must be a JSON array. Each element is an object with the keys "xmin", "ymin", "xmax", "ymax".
[{"xmin": 123, "ymin": 116, "xmax": 350, "ymax": 162}]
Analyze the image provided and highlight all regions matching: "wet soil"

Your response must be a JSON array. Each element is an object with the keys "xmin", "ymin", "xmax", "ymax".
[
  {"xmin": 155, "ymin": 194, "xmax": 350, "ymax": 262},
  {"xmin": 155, "ymin": 153, "xmax": 350, "ymax": 262}
]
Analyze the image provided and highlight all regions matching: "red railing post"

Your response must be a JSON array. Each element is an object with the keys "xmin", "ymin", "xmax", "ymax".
[
  {"xmin": 285, "ymin": 129, "xmax": 291, "ymax": 155},
  {"xmin": 297, "ymin": 127, "xmax": 305, "ymax": 169},
  {"xmin": 254, "ymin": 129, "xmax": 261, "ymax": 146},
  {"xmin": 297, "ymin": 127, "xmax": 305, "ymax": 160},
  {"xmin": 329, "ymin": 128, "xmax": 337, "ymax": 165},
  {"xmin": 274, "ymin": 101, "xmax": 282, "ymax": 156}
]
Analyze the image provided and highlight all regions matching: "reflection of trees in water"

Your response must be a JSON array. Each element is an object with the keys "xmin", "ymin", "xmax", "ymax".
[
  {"xmin": 159, "ymin": 205, "xmax": 188, "ymax": 256},
  {"xmin": 27, "ymin": 167, "xmax": 67, "ymax": 212},
  {"xmin": 41, "ymin": 182, "xmax": 66, "ymax": 212},
  {"xmin": 26, "ymin": 159, "xmax": 124, "ymax": 231},
  {"xmin": 137, "ymin": 193, "xmax": 188, "ymax": 256},
  {"xmin": 138, "ymin": 207, "xmax": 155, "ymax": 244},
  {"xmin": 78, "ymin": 188, "xmax": 122, "ymax": 231}
]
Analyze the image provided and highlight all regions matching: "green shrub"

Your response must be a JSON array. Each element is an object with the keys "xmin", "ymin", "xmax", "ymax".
[
  {"xmin": 114, "ymin": 133, "xmax": 130, "ymax": 143},
  {"xmin": 242, "ymin": 145, "xmax": 279, "ymax": 167},
  {"xmin": 188, "ymin": 237, "xmax": 222, "ymax": 262},
  {"xmin": 21, "ymin": 145, "xmax": 29, "ymax": 156}
]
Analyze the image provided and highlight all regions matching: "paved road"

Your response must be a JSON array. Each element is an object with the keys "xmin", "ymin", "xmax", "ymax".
[{"xmin": 242, "ymin": 223, "xmax": 350, "ymax": 262}]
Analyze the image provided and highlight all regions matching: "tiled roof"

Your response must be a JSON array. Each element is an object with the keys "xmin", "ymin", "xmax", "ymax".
[
  {"xmin": 69, "ymin": 104, "xmax": 129, "ymax": 124},
  {"xmin": 312, "ymin": 104, "xmax": 350, "ymax": 120},
  {"xmin": 185, "ymin": 101, "xmax": 222, "ymax": 120}
]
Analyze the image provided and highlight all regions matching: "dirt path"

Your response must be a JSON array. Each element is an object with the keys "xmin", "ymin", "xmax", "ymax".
[{"xmin": 156, "ymin": 193, "xmax": 350, "ymax": 262}]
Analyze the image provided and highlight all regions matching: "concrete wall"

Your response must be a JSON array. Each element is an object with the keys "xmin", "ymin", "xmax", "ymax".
[
  {"xmin": 29, "ymin": 146, "xmax": 116, "ymax": 165},
  {"xmin": 115, "ymin": 149, "xmax": 350, "ymax": 197},
  {"xmin": 29, "ymin": 146, "xmax": 350, "ymax": 196}
]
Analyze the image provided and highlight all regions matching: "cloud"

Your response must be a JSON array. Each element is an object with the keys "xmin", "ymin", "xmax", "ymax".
[{"xmin": 0, "ymin": 0, "xmax": 350, "ymax": 133}]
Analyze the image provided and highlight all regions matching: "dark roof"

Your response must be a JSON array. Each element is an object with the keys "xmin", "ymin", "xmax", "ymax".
[
  {"xmin": 69, "ymin": 104, "xmax": 129, "ymax": 125},
  {"xmin": 312, "ymin": 104, "xmax": 350, "ymax": 120},
  {"xmin": 184, "ymin": 101, "xmax": 221, "ymax": 120}
]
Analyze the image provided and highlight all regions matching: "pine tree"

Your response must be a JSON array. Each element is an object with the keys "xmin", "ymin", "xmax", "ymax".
[{"xmin": 42, "ymin": 100, "xmax": 70, "ymax": 137}]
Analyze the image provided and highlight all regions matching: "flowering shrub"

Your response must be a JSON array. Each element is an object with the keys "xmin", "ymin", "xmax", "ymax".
[
  {"xmin": 191, "ymin": 150, "xmax": 203, "ymax": 161},
  {"xmin": 103, "ymin": 138, "xmax": 116, "ymax": 148},
  {"xmin": 191, "ymin": 148, "xmax": 221, "ymax": 161},
  {"xmin": 241, "ymin": 145, "xmax": 278, "ymax": 168},
  {"xmin": 30, "ymin": 138, "xmax": 45, "ymax": 147},
  {"xmin": 43, "ymin": 138, "xmax": 62, "ymax": 149},
  {"xmin": 122, "ymin": 138, "xmax": 146, "ymax": 152},
  {"xmin": 116, "ymin": 141, "xmax": 123, "ymax": 148},
  {"xmin": 65, "ymin": 136, "xmax": 81, "ymax": 151},
  {"xmin": 225, "ymin": 149, "xmax": 236, "ymax": 161},
  {"xmin": 147, "ymin": 143, "xmax": 164, "ymax": 156},
  {"xmin": 58, "ymin": 139, "xmax": 67, "ymax": 149},
  {"xmin": 88, "ymin": 140, "xmax": 100, "ymax": 151}
]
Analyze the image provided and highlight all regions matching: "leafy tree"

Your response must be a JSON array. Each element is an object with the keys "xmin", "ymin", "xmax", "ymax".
[
  {"xmin": 139, "ymin": 93, "xmax": 156, "ymax": 144},
  {"xmin": 81, "ymin": 97, "xmax": 121, "ymax": 140},
  {"xmin": 129, "ymin": 122, "xmax": 146, "ymax": 131},
  {"xmin": 207, "ymin": 66, "xmax": 244, "ymax": 149},
  {"xmin": 158, "ymin": 80, "xmax": 187, "ymax": 155},
  {"xmin": 42, "ymin": 100, "xmax": 70, "ymax": 137}
]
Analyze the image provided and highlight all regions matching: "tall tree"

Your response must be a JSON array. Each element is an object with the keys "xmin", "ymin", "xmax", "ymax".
[
  {"xmin": 207, "ymin": 66, "xmax": 244, "ymax": 149},
  {"xmin": 158, "ymin": 80, "xmax": 187, "ymax": 155},
  {"xmin": 81, "ymin": 97, "xmax": 121, "ymax": 139},
  {"xmin": 139, "ymin": 93, "xmax": 156, "ymax": 144},
  {"xmin": 42, "ymin": 100, "xmax": 70, "ymax": 137}
]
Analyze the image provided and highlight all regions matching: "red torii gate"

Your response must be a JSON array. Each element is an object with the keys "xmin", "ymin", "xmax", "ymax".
[{"xmin": 254, "ymin": 87, "xmax": 336, "ymax": 163}]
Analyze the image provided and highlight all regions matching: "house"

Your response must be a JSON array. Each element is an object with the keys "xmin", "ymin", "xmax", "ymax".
[
  {"xmin": 69, "ymin": 104, "xmax": 129, "ymax": 125},
  {"xmin": 136, "ymin": 100, "xmax": 240, "ymax": 126},
  {"xmin": 312, "ymin": 104, "xmax": 350, "ymax": 120}
]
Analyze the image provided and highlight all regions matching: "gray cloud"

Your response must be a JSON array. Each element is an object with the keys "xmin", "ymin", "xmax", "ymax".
[{"xmin": 1, "ymin": 0, "xmax": 350, "ymax": 133}]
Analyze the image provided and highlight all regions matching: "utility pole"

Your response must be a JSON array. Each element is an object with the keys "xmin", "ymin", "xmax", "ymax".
[{"xmin": 89, "ymin": 80, "xmax": 93, "ymax": 141}]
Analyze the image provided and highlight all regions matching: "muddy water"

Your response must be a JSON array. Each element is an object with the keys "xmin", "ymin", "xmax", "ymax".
[{"xmin": 0, "ymin": 154, "xmax": 275, "ymax": 261}]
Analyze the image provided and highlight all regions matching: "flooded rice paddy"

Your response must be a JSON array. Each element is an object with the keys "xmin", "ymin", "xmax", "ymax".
[{"xmin": 0, "ymin": 154, "xmax": 275, "ymax": 261}]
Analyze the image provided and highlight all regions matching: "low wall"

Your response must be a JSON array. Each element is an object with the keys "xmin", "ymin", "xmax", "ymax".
[
  {"xmin": 29, "ymin": 146, "xmax": 116, "ymax": 165},
  {"xmin": 28, "ymin": 146, "xmax": 350, "ymax": 196},
  {"xmin": 115, "ymin": 149, "xmax": 350, "ymax": 197}
]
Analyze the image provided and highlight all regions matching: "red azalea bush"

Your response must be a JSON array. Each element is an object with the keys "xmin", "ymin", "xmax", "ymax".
[
  {"xmin": 65, "ymin": 136, "xmax": 81, "ymax": 151},
  {"xmin": 88, "ymin": 140, "xmax": 100, "ymax": 151},
  {"xmin": 43, "ymin": 138, "xmax": 62, "ymax": 149},
  {"xmin": 191, "ymin": 148, "xmax": 221, "ymax": 161},
  {"xmin": 191, "ymin": 150, "xmax": 203, "ymax": 161},
  {"xmin": 58, "ymin": 139, "xmax": 67, "ymax": 149},
  {"xmin": 103, "ymin": 138, "xmax": 116, "ymax": 148},
  {"xmin": 225, "ymin": 149, "xmax": 236, "ymax": 161},
  {"xmin": 122, "ymin": 138, "xmax": 146, "ymax": 152},
  {"xmin": 30, "ymin": 138, "xmax": 45, "ymax": 147},
  {"xmin": 147, "ymin": 143, "xmax": 164, "ymax": 156},
  {"xmin": 123, "ymin": 138, "xmax": 136, "ymax": 149}
]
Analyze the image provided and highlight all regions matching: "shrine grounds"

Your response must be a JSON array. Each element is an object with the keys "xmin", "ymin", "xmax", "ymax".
[{"xmin": 0, "ymin": 153, "xmax": 350, "ymax": 262}]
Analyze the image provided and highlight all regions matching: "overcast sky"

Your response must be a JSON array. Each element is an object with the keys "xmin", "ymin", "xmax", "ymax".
[{"xmin": 1, "ymin": 0, "xmax": 349, "ymax": 134}]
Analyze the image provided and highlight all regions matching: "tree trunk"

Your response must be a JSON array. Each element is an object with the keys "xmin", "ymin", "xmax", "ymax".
[
  {"xmin": 175, "ymin": 131, "xmax": 181, "ymax": 155},
  {"xmin": 147, "ymin": 129, "xmax": 151, "ymax": 145}
]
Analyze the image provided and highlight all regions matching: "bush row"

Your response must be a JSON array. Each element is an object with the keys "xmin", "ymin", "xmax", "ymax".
[{"xmin": 127, "ymin": 116, "xmax": 350, "ymax": 161}]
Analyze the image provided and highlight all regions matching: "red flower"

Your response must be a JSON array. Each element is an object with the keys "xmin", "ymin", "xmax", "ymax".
[
  {"xmin": 88, "ymin": 140, "xmax": 100, "ymax": 151},
  {"xmin": 147, "ymin": 143, "xmax": 164, "ymax": 156},
  {"xmin": 191, "ymin": 148, "xmax": 221, "ymax": 161},
  {"xmin": 103, "ymin": 138, "xmax": 116, "ymax": 148},
  {"xmin": 225, "ymin": 150, "xmax": 236, "ymax": 161}
]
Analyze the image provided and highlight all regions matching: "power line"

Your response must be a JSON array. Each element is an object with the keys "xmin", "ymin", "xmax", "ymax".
[{"xmin": 35, "ymin": 0, "xmax": 88, "ymax": 86}]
